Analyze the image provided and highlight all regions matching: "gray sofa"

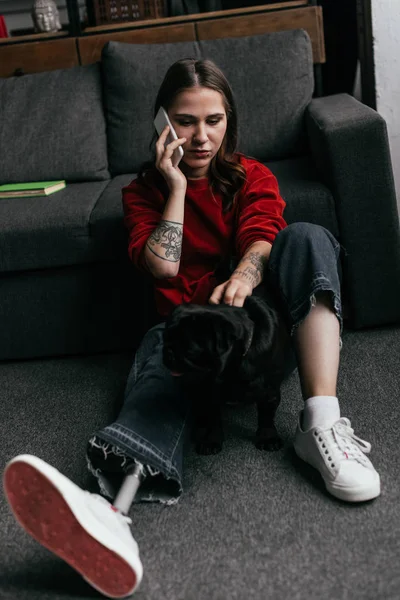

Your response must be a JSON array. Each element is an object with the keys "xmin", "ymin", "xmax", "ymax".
[{"xmin": 0, "ymin": 29, "xmax": 399, "ymax": 361}]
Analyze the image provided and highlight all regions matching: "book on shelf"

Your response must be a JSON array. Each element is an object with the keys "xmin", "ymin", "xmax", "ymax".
[{"xmin": 0, "ymin": 181, "xmax": 66, "ymax": 198}]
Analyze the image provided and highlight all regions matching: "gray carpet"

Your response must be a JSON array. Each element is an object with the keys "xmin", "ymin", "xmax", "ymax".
[{"xmin": 1, "ymin": 326, "xmax": 400, "ymax": 600}]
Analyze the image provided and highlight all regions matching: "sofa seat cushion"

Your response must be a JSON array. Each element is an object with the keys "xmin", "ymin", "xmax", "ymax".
[
  {"xmin": 0, "ymin": 64, "xmax": 110, "ymax": 184},
  {"xmin": 0, "ymin": 181, "xmax": 109, "ymax": 273},
  {"xmin": 89, "ymin": 174, "xmax": 135, "ymax": 261},
  {"xmin": 266, "ymin": 156, "xmax": 340, "ymax": 238}
]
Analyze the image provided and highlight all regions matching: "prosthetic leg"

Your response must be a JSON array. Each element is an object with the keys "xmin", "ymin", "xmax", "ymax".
[{"xmin": 113, "ymin": 463, "xmax": 145, "ymax": 514}]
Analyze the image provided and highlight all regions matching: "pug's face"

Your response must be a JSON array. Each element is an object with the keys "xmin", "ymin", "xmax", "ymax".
[{"xmin": 163, "ymin": 304, "xmax": 252, "ymax": 378}]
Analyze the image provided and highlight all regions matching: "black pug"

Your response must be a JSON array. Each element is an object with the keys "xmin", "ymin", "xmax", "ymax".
[{"xmin": 163, "ymin": 284, "xmax": 288, "ymax": 455}]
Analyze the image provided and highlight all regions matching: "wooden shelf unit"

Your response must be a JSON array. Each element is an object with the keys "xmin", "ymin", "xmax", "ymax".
[
  {"xmin": 83, "ymin": 0, "xmax": 309, "ymax": 33},
  {"xmin": 0, "ymin": 2, "xmax": 324, "ymax": 79}
]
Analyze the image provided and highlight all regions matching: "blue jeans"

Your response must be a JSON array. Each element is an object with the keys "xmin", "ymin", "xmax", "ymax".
[{"xmin": 86, "ymin": 223, "xmax": 342, "ymax": 503}]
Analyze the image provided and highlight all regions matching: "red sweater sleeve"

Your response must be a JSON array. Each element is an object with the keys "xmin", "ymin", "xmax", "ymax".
[
  {"xmin": 235, "ymin": 157, "xmax": 287, "ymax": 257},
  {"xmin": 122, "ymin": 172, "xmax": 165, "ymax": 272}
]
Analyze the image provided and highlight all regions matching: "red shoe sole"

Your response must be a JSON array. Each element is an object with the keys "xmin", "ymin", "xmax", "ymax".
[{"xmin": 4, "ymin": 461, "xmax": 137, "ymax": 599}]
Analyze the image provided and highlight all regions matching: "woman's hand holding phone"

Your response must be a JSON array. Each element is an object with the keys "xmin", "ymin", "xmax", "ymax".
[
  {"xmin": 155, "ymin": 126, "xmax": 187, "ymax": 192},
  {"xmin": 154, "ymin": 107, "xmax": 187, "ymax": 193}
]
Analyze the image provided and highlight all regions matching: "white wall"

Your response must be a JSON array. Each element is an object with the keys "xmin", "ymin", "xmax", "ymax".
[{"xmin": 371, "ymin": 0, "xmax": 400, "ymax": 209}]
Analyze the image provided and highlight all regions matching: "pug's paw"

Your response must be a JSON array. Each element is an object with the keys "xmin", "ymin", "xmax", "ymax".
[{"xmin": 255, "ymin": 426, "xmax": 283, "ymax": 451}]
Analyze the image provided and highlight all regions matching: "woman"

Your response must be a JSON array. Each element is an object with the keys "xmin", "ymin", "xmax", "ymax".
[{"xmin": 3, "ymin": 58, "xmax": 380, "ymax": 599}]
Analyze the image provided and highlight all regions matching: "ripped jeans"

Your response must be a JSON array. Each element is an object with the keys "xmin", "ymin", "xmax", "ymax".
[{"xmin": 86, "ymin": 223, "xmax": 343, "ymax": 504}]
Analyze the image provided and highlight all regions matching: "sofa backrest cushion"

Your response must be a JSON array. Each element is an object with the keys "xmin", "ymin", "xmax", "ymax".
[
  {"xmin": 102, "ymin": 30, "xmax": 314, "ymax": 175},
  {"xmin": 0, "ymin": 64, "xmax": 109, "ymax": 184}
]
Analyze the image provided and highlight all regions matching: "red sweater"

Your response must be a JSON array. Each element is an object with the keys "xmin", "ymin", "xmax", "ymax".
[{"xmin": 122, "ymin": 155, "xmax": 287, "ymax": 316}]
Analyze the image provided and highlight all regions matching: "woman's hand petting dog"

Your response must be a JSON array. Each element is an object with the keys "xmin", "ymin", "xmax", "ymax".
[{"xmin": 209, "ymin": 277, "xmax": 253, "ymax": 308}]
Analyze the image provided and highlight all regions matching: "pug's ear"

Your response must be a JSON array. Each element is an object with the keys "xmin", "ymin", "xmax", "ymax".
[
  {"xmin": 213, "ymin": 324, "xmax": 239, "ymax": 367},
  {"xmin": 219, "ymin": 318, "xmax": 253, "ymax": 359}
]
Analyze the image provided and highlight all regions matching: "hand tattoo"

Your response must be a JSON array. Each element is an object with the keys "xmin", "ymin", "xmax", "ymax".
[{"xmin": 147, "ymin": 219, "xmax": 183, "ymax": 262}]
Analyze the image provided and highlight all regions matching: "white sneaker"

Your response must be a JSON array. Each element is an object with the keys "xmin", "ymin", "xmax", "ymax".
[
  {"xmin": 3, "ymin": 455, "xmax": 143, "ymax": 598},
  {"xmin": 294, "ymin": 415, "xmax": 381, "ymax": 502}
]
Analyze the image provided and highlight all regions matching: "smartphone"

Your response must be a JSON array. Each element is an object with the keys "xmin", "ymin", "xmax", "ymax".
[{"xmin": 154, "ymin": 106, "xmax": 184, "ymax": 167}]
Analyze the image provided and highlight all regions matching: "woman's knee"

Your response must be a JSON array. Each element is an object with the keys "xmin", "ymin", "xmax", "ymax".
[
  {"xmin": 278, "ymin": 222, "xmax": 332, "ymax": 242},
  {"xmin": 273, "ymin": 222, "xmax": 339, "ymax": 255}
]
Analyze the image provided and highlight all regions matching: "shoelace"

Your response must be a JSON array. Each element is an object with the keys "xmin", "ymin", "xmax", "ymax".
[{"xmin": 330, "ymin": 418, "xmax": 372, "ymax": 465}]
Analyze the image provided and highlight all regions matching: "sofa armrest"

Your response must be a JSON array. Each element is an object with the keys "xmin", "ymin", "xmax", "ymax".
[{"xmin": 306, "ymin": 93, "xmax": 400, "ymax": 329}]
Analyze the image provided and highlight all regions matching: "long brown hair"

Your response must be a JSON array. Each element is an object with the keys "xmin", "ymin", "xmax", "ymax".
[{"xmin": 139, "ymin": 58, "xmax": 246, "ymax": 212}]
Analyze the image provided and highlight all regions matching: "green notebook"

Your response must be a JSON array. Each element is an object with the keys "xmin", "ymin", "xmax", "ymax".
[{"xmin": 0, "ymin": 180, "xmax": 66, "ymax": 198}]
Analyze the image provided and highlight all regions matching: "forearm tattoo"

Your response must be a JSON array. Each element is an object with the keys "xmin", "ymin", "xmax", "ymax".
[
  {"xmin": 247, "ymin": 251, "xmax": 264, "ymax": 272},
  {"xmin": 147, "ymin": 219, "xmax": 183, "ymax": 262},
  {"xmin": 233, "ymin": 252, "xmax": 264, "ymax": 287}
]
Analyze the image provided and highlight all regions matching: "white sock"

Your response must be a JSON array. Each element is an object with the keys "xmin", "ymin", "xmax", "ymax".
[{"xmin": 302, "ymin": 396, "xmax": 340, "ymax": 430}]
